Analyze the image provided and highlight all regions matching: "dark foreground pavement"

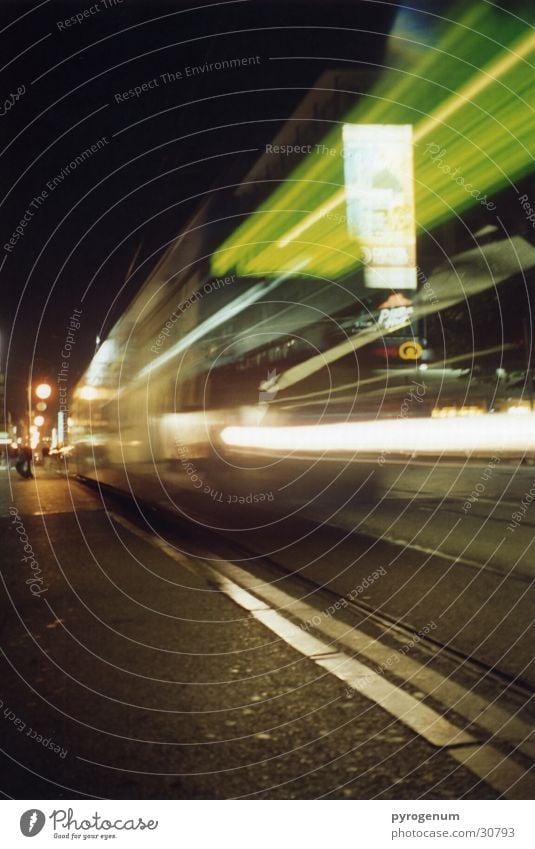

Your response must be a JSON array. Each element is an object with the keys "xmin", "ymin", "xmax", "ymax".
[{"xmin": 0, "ymin": 471, "xmax": 497, "ymax": 799}]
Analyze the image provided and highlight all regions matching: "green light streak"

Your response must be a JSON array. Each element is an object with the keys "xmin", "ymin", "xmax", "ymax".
[{"xmin": 212, "ymin": 3, "xmax": 535, "ymax": 280}]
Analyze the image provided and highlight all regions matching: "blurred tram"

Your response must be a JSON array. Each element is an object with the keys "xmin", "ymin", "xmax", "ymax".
[
  {"xmin": 71, "ymin": 8, "xmax": 535, "ymax": 536},
  {"xmin": 70, "ymin": 185, "xmax": 535, "ymax": 536}
]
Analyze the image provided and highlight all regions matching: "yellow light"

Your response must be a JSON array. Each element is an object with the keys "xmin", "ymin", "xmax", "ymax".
[
  {"xmin": 431, "ymin": 406, "xmax": 485, "ymax": 418},
  {"xmin": 79, "ymin": 385, "xmax": 98, "ymax": 401},
  {"xmin": 34, "ymin": 415, "xmax": 45, "ymax": 427},
  {"xmin": 507, "ymin": 404, "xmax": 531, "ymax": 415},
  {"xmin": 35, "ymin": 383, "xmax": 52, "ymax": 400}
]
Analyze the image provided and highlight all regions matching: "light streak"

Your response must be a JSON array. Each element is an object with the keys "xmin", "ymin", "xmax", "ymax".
[
  {"xmin": 212, "ymin": 5, "xmax": 535, "ymax": 280},
  {"xmin": 137, "ymin": 264, "xmax": 306, "ymax": 381},
  {"xmin": 220, "ymin": 414, "xmax": 535, "ymax": 455}
]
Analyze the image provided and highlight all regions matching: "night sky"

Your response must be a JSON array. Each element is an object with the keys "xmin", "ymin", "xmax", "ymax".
[{"xmin": 0, "ymin": 0, "xmax": 400, "ymax": 420}]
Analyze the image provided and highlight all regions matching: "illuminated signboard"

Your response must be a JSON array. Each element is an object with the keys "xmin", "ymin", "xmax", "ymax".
[
  {"xmin": 376, "ymin": 291, "xmax": 414, "ymax": 330},
  {"xmin": 343, "ymin": 124, "xmax": 417, "ymax": 290}
]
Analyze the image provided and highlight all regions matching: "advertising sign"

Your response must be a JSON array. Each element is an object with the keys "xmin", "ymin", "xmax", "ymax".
[{"xmin": 343, "ymin": 124, "xmax": 417, "ymax": 289}]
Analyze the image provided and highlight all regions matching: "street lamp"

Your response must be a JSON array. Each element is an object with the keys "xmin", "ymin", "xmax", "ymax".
[
  {"xmin": 35, "ymin": 383, "xmax": 52, "ymax": 400},
  {"xmin": 27, "ymin": 380, "xmax": 53, "ymax": 465}
]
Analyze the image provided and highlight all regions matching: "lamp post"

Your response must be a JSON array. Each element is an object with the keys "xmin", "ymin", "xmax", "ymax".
[
  {"xmin": 27, "ymin": 380, "xmax": 52, "ymax": 468},
  {"xmin": 35, "ymin": 383, "xmax": 52, "ymax": 400}
]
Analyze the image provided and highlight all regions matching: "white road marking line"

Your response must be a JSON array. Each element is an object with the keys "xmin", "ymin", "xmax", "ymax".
[
  {"xmin": 314, "ymin": 653, "xmax": 474, "ymax": 748},
  {"xmin": 208, "ymin": 559, "xmax": 534, "ymax": 757},
  {"xmin": 450, "ymin": 744, "xmax": 534, "ymax": 801},
  {"xmin": 216, "ymin": 579, "xmax": 270, "ymax": 612},
  {"xmin": 252, "ymin": 609, "xmax": 338, "ymax": 658}
]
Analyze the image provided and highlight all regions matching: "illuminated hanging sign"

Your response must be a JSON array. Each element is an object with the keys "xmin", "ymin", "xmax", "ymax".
[
  {"xmin": 376, "ymin": 291, "xmax": 414, "ymax": 331},
  {"xmin": 377, "ymin": 305, "xmax": 414, "ymax": 331},
  {"xmin": 399, "ymin": 340, "xmax": 423, "ymax": 360},
  {"xmin": 343, "ymin": 124, "xmax": 417, "ymax": 290}
]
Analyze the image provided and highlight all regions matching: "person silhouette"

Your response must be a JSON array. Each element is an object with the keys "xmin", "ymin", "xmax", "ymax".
[{"xmin": 15, "ymin": 445, "xmax": 34, "ymax": 479}]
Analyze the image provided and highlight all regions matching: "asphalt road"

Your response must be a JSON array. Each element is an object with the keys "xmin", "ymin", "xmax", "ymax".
[
  {"xmin": 0, "ymin": 470, "xmax": 500, "ymax": 800},
  {"xmin": 97, "ymin": 455, "xmax": 534, "ymax": 685}
]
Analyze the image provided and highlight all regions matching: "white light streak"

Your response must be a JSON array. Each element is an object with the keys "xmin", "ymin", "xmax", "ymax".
[
  {"xmin": 137, "ymin": 265, "xmax": 306, "ymax": 381},
  {"xmin": 220, "ymin": 414, "xmax": 535, "ymax": 455}
]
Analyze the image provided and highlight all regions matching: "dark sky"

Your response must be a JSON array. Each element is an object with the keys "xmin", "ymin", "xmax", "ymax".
[{"xmin": 0, "ymin": 0, "xmax": 400, "ymax": 420}]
